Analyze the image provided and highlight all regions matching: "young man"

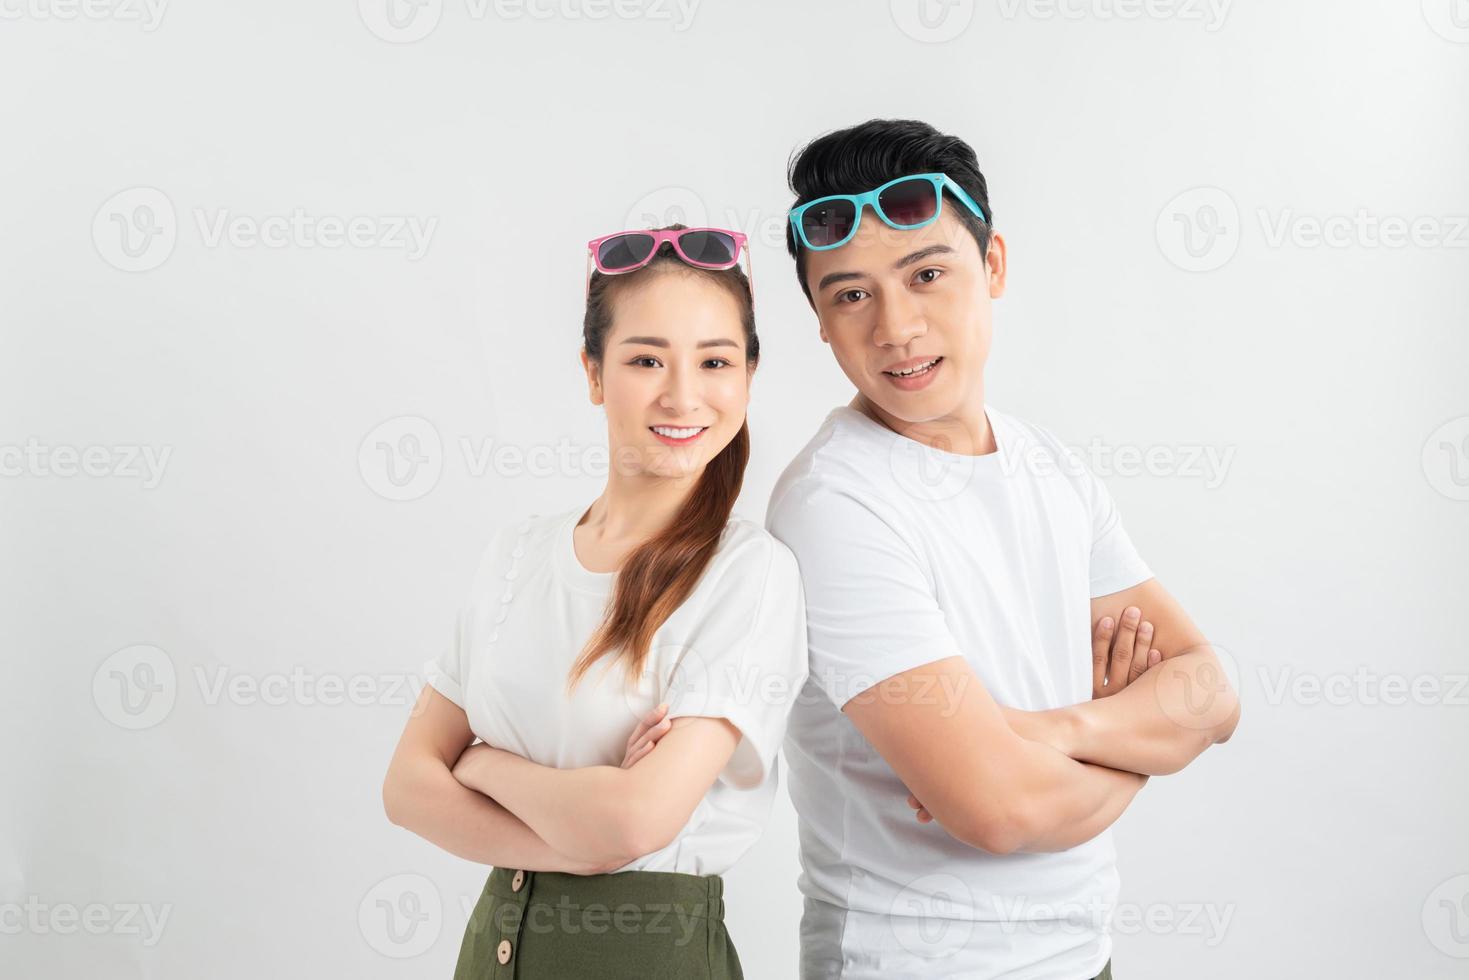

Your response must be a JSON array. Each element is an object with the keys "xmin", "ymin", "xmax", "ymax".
[{"xmin": 765, "ymin": 119, "xmax": 1241, "ymax": 980}]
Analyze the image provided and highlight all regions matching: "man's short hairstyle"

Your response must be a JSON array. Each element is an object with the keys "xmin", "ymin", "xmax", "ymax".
[{"xmin": 785, "ymin": 118, "xmax": 993, "ymax": 300}]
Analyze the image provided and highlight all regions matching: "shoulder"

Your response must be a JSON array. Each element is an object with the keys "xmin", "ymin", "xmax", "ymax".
[
  {"xmin": 709, "ymin": 517, "xmax": 800, "ymax": 586},
  {"xmin": 768, "ymin": 406, "xmax": 904, "ymax": 522},
  {"xmin": 990, "ymin": 405, "xmax": 1066, "ymax": 455}
]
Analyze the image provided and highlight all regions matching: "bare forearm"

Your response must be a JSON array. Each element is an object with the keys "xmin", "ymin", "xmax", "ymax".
[
  {"xmin": 1015, "ymin": 758, "xmax": 1147, "ymax": 851},
  {"xmin": 995, "ymin": 733, "xmax": 1148, "ymax": 852},
  {"xmin": 1009, "ymin": 650, "xmax": 1240, "ymax": 775},
  {"xmin": 460, "ymin": 750, "xmax": 638, "ymax": 865},
  {"xmin": 384, "ymin": 760, "xmax": 591, "ymax": 872}
]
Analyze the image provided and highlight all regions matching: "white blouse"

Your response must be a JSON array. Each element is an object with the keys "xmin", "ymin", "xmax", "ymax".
[{"xmin": 425, "ymin": 507, "xmax": 809, "ymax": 875}]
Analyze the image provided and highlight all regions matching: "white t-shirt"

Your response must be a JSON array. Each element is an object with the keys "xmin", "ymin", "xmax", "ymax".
[
  {"xmin": 766, "ymin": 405, "xmax": 1153, "ymax": 980},
  {"xmin": 424, "ymin": 507, "xmax": 809, "ymax": 877}
]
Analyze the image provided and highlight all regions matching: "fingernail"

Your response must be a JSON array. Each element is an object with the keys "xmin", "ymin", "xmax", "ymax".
[
  {"xmin": 1140, "ymin": 622, "xmax": 1153, "ymax": 635},
  {"xmin": 1124, "ymin": 607, "xmax": 1140, "ymax": 623},
  {"xmin": 1100, "ymin": 617, "xmax": 1114, "ymax": 630}
]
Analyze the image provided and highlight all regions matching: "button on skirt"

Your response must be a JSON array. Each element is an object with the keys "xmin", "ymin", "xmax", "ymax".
[{"xmin": 452, "ymin": 866, "xmax": 744, "ymax": 979}]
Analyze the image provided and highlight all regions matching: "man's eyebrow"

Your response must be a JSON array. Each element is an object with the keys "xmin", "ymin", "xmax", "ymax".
[
  {"xmin": 618, "ymin": 336, "xmax": 741, "ymax": 349},
  {"xmin": 894, "ymin": 244, "xmax": 956, "ymax": 269},
  {"xmin": 815, "ymin": 245, "xmax": 959, "ymax": 293}
]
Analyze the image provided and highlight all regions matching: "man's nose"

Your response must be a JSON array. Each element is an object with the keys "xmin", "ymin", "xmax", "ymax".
[{"xmin": 872, "ymin": 289, "xmax": 927, "ymax": 347}]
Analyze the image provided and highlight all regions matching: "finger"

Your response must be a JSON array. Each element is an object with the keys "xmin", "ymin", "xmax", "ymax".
[
  {"xmin": 625, "ymin": 718, "xmax": 672, "ymax": 760},
  {"xmin": 1107, "ymin": 606, "xmax": 1141, "ymax": 691},
  {"xmin": 1092, "ymin": 616, "xmax": 1115, "ymax": 697},
  {"xmin": 621, "ymin": 741, "xmax": 653, "ymax": 769},
  {"xmin": 906, "ymin": 794, "xmax": 922, "ymax": 810},
  {"xmin": 626, "ymin": 703, "xmax": 669, "ymax": 748},
  {"xmin": 1149, "ymin": 649, "xmax": 1162, "ymax": 667},
  {"xmin": 1128, "ymin": 620, "xmax": 1155, "ymax": 684},
  {"xmin": 917, "ymin": 808, "xmax": 932, "ymax": 823}
]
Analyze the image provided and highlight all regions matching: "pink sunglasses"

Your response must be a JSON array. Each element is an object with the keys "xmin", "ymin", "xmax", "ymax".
[{"xmin": 587, "ymin": 227, "xmax": 749, "ymax": 274}]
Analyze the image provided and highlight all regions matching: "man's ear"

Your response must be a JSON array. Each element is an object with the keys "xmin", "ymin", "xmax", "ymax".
[
  {"xmin": 986, "ymin": 230, "xmax": 1008, "ymax": 300},
  {"xmin": 580, "ymin": 348, "xmax": 603, "ymax": 406}
]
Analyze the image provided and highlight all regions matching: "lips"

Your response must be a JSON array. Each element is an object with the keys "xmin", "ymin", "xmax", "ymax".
[
  {"xmin": 649, "ymin": 425, "xmax": 707, "ymax": 446},
  {"xmin": 882, "ymin": 356, "xmax": 943, "ymax": 378},
  {"xmin": 881, "ymin": 355, "xmax": 943, "ymax": 392}
]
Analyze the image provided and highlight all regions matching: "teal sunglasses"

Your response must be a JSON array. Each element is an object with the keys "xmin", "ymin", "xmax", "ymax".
[{"xmin": 788, "ymin": 172, "xmax": 988, "ymax": 251}]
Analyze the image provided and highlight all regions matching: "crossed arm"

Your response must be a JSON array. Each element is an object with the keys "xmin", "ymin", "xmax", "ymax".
[
  {"xmin": 381, "ymin": 685, "xmax": 739, "ymax": 872},
  {"xmin": 1007, "ymin": 577, "xmax": 1241, "ymax": 776},
  {"xmin": 880, "ymin": 577, "xmax": 1240, "ymax": 851}
]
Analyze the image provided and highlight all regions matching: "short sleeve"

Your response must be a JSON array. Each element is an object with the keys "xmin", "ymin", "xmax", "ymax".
[
  {"xmin": 1083, "ymin": 465, "xmax": 1153, "ymax": 598},
  {"xmin": 766, "ymin": 484, "xmax": 965, "ymax": 710},
  {"xmin": 423, "ymin": 525, "xmax": 511, "ymax": 711},
  {"xmin": 423, "ymin": 606, "xmax": 469, "ymax": 709},
  {"xmin": 664, "ymin": 537, "xmax": 809, "ymax": 791}
]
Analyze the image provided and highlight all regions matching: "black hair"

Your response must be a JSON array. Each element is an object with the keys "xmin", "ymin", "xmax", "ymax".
[{"xmin": 785, "ymin": 118, "xmax": 993, "ymax": 300}]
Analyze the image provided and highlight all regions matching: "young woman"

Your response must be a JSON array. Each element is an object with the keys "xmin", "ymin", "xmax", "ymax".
[{"xmin": 382, "ymin": 225, "xmax": 808, "ymax": 979}]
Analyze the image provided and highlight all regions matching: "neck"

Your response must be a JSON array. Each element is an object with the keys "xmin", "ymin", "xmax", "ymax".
[
  {"xmin": 851, "ymin": 386, "xmax": 995, "ymax": 456},
  {"xmin": 578, "ymin": 465, "xmax": 699, "ymax": 545}
]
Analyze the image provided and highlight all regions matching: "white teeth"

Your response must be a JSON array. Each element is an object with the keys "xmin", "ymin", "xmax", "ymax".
[
  {"xmin": 886, "ymin": 358, "xmax": 940, "ymax": 377},
  {"xmin": 651, "ymin": 426, "xmax": 705, "ymax": 439}
]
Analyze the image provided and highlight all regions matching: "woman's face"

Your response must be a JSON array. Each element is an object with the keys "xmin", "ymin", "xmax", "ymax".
[{"xmin": 584, "ymin": 269, "xmax": 753, "ymax": 481}]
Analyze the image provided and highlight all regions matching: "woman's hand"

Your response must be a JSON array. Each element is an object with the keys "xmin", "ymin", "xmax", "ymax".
[{"xmin": 620, "ymin": 702, "xmax": 672, "ymax": 768}]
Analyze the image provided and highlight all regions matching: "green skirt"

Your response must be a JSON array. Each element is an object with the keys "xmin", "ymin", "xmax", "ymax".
[{"xmin": 453, "ymin": 866, "xmax": 743, "ymax": 979}]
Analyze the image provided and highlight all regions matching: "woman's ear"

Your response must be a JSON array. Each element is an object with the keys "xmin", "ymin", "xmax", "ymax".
[{"xmin": 580, "ymin": 348, "xmax": 603, "ymax": 406}]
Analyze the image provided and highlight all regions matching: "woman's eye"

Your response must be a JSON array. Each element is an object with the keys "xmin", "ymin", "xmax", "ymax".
[
  {"xmin": 631, "ymin": 356, "xmax": 661, "ymax": 368},
  {"xmin": 703, "ymin": 358, "xmax": 733, "ymax": 369},
  {"xmin": 914, "ymin": 267, "xmax": 943, "ymax": 285},
  {"xmin": 837, "ymin": 288, "xmax": 868, "ymax": 304}
]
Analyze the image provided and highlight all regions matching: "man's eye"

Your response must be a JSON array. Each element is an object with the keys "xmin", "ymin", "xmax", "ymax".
[
  {"xmin": 837, "ymin": 289, "xmax": 868, "ymax": 304},
  {"xmin": 914, "ymin": 268, "xmax": 943, "ymax": 285}
]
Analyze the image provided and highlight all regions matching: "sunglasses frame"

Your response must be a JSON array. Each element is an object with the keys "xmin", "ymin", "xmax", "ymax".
[
  {"xmin": 788, "ymin": 172, "xmax": 989, "ymax": 252},
  {"xmin": 587, "ymin": 227, "xmax": 749, "ymax": 273},
  {"xmin": 584, "ymin": 227, "xmax": 753, "ymax": 300}
]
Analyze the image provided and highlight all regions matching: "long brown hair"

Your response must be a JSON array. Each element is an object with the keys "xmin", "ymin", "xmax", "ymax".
[{"xmin": 567, "ymin": 225, "xmax": 759, "ymax": 691}]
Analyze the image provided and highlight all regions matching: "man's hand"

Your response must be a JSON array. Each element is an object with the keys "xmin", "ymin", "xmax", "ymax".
[{"xmin": 1093, "ymin": 605, "xmax": 1162, "ymax": 699}]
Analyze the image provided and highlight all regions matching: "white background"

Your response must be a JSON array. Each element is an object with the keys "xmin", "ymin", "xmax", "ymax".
[{"xmin": 2, "ymin": 1, "xmax": 1467, "ymax": 977}]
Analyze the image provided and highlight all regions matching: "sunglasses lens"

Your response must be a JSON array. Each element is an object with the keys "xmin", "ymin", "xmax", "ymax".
[
  {"xmin": 597, "ymin": 233, "xmax": 656, "ymax": 271},
  {"xmin": 878, "ymin": 178, "xmax": 939, "ymax": 227},
  {"xmin": 800, "ymin": 199, "xmax": 858, "ymax": 247},
  {"xmin": 677, "ymin": 230, "xmax": 739, "ymax": 267}
]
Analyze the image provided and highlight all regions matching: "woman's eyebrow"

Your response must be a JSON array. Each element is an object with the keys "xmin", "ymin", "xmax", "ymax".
[{"xmin": 619, "ymin": 336, "xmax": 740, "ymax": 349}]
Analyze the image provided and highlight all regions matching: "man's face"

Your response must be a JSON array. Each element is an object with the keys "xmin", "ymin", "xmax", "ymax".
[{"xmin": 801, "ymin": 206, "xmax": 1006, "ymax": 443}]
